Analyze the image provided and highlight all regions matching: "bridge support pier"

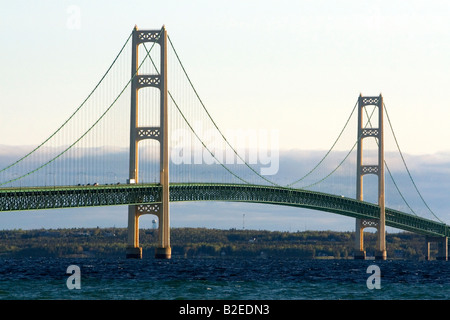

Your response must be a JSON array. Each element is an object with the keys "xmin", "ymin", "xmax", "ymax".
[
  {"xmin": 375, "ymin": 249, "xmax": 387, "ymax": 261},
  {"xmin": 354, "ymin": 218, "xmax": 386, "ymax": 260},
  {"xmin": 126, "ymin": 205, "xmax": 142, "ymax": 259},
  {"xmin": 155, "ymin": 247, "xmax": 172, "ymax": 259},
  {"xmin": 425, "ymin": 236, "xmax": 448, "ymax": 261},
  {"xmin": 126, "ymin": 247, "xmax": 142, "ymax": 259},
  {"xmin": 126, "ymin": 204, "xmax": 171, "ymax": 259},
  {"xmin": 354, "ymin": 250, "xmax": 366, "ymax": 260},
  {"xmin": 354, "ymin": 219, "xmax": 366, "ymax": 259}
]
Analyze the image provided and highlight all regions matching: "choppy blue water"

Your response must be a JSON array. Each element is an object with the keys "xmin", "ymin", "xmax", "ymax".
[{"xmin": 0, "ymin": 257, "xmax": 448, "ymax": 300}]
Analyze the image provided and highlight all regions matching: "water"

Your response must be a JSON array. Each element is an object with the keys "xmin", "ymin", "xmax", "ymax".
[{"xmin": 0, "ymin": 257, "xmax": 448, "ymax": 300}]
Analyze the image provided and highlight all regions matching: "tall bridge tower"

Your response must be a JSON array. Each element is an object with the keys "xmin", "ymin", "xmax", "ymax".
[
  {"xmin": 355, "ymin": 94, "xmax": 387, "ymax": 260},
  {"xmin": 126, "ymin": 26, "xmax": 171, "ymax": 259}
]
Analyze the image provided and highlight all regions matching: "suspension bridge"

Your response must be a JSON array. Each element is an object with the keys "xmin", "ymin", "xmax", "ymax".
[{"xmin": 0, "ymin": 26, "xmax": 448, "ymax": 260}]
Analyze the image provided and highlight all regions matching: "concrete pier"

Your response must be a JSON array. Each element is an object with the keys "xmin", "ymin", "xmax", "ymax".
[
  {"xmin": 425, "ymin": 236, "xmax": 448, "ymax": 261},
  {"xmin": 155, "ymin": 247, "xmax": 172, "ymax": 259},
  {"xmin": 354, "ymin": 250, "xmax": 366, "ymax": 260},
  {"xmin": 126, "ymin": 246, "xmax": 142, "ymax": 259}
]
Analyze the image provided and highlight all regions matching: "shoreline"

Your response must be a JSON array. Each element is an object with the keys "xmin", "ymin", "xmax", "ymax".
[{"xmin": 0, "ymin": 227, "xmax": 432, "ymax": 260}]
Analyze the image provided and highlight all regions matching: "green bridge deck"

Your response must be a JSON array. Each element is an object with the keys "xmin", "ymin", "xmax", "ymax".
[{"xmin": 0, "ymin": 183, "xmax": 448, "ymax": 238}]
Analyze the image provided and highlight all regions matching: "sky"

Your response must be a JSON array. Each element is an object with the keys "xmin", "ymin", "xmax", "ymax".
[{"xmin": 1, "ymin": 1, "xmax": 450, "ymax": 232}]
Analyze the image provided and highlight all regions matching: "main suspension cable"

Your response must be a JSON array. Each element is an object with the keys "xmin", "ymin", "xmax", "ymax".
[
  {"xmin": 383, "ymin": 103, "xmax": 443, "ymax": 223},
  {"xmin": 0, "ymin": 28, "xmax": 161, "ymax": 187},
  {"xmin": 286, "ymin": 99, "xmax": 358, "ymax": 188},
  {"xmin": 299, "ymin": 105, "xmax": 376, "ymax": 190},
  {"xmin": 361, "ymin": 107, "xmax": 417, "ymax": 216},
  {"xmin": 142, "ymin": 40, "xmax": 263, "ymax": 185},
  {"xmin": 0, "ymin": 31, "xmax": 133, "ymax": 175},
  {"xmin": 167, "ymin": 35, "xmax": 280, "ymax": 187}
]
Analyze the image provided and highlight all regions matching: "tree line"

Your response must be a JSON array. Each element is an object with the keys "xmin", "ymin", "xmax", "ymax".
[{"xmin": 0, "ymin": 227, "xmax": 432, "ymax": 259}]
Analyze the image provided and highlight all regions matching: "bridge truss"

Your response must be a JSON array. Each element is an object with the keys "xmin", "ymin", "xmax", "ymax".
[{"xmin": 1, "ymin": 183, "xmax": 448, "ymax": 239}]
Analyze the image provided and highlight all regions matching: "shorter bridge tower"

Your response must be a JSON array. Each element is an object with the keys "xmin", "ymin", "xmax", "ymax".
[
  {"xmin": 126, "ymin": 25, "xmax": 171, "ymax": 259},
  {"xmin": 354, "ymin": 94, "xmax": 387, "ymax": 260}
]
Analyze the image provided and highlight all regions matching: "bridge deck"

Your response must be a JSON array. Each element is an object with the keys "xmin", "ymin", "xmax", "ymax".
[{"xmin": 0, "ymin": 183, "xmax": 448, "ymax": 238}]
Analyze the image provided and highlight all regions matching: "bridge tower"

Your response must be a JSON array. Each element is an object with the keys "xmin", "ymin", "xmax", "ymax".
[
  {"xmin": 354, "ymin": 94, "xmax": 387, "ymax": 260},
  {"xmin": 126, "ymin": 25, "xmax": 171, "ymax": 259}
]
